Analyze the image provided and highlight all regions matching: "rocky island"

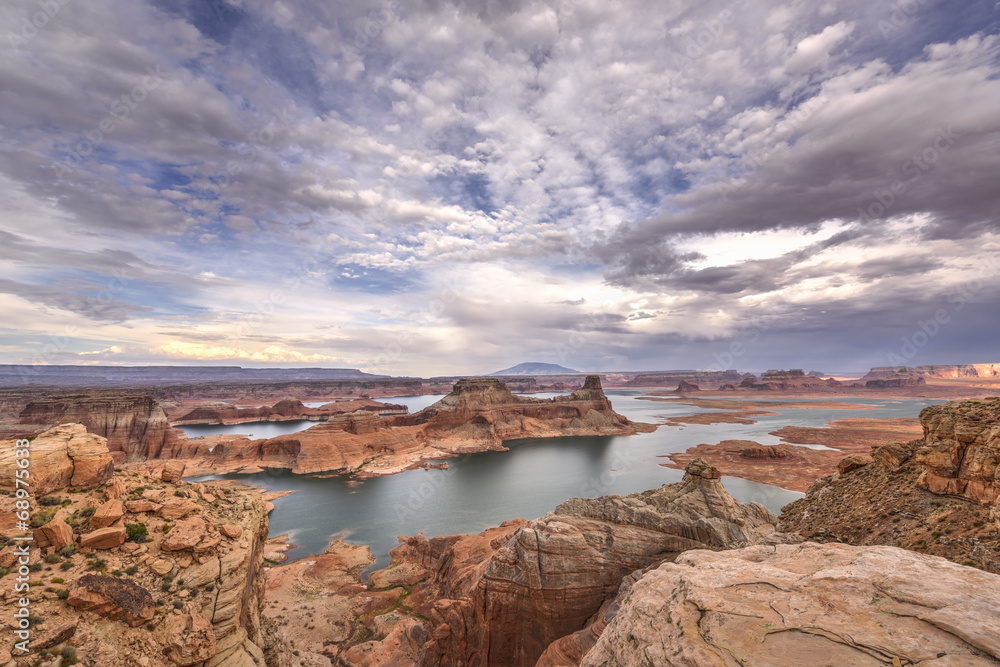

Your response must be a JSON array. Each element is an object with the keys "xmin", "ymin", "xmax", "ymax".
[{"xmin": 157, "ymin": 376, "xmax": 654, "ymax": 477}]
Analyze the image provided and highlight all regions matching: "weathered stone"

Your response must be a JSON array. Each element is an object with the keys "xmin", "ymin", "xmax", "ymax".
[
  {"xmin": 219, "ymin": 524, "xmax": 242, "ymax": 539},
  {"xmin": 0, "ymin": 424, "xmax": 113, "ymax": 495},
  {"xmin": 67, "ymin": 574, "xmax": 155, "ymax": 627},
  {"xmin": 837, "ymin": 453, "xmax": 872, "ymax": 475},
  {"xmin": 161, "ymin": 517, "xmax": 208, "ymax": 551},
  {"xmin": 162, "ymin": 604, "xmax": 217, "ymax": 666},
  {"xmin": 35, "ymin": 517, "xmax": 74, "ymax": 550},
  {"xmin": 914, "ymin": 398, "xmax": 1000, "ymax": 504},
  {"xmin": 126, "ymin": 499, "xmax": 157, "ymax": 513},
  {"xmin": 33, "ymin": 622, "xmax": 77, "ymax": 650},
  {"xmin": 161, "ymin": 460, "xmax": 187, "ymax": 484},
  {"xmin": 90, "ymin": 499, "xmax": 124, "ymax": 529},
  {"xmin": 105, "ymin": 476, "xmax": 127, "ymax": 500},
  {"xmin": 80, "ymin": 525, "xmax": 127, "ymax": 550},
  {"xmin": 159, "ymin": 498, "xmax": 202, "ymax": 520},
  {"xmin": 583, "ymin": 543, "xmax": 1000, "ymax": 666},
  {"xmin": 151, "ymin": 559, "xmax": 174, "ymax": 576}
]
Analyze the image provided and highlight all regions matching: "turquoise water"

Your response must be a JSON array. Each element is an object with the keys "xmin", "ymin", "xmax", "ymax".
[{"xmin": 191, "ymin": 393, "xmax": 940, "ymax": 572}]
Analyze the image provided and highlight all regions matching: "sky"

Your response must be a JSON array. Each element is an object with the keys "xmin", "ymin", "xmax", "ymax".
[{"xmin": 0, "ymin": 0, "xmax": 998, "ymax": 376}]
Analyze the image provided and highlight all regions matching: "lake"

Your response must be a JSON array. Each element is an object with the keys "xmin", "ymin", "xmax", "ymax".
[{"xmin": 190, "ymin": 392, "xmax": 941, "ymax": 573}]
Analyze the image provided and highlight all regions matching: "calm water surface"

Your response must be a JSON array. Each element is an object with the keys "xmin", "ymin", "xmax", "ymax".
[{"xmin": 191, "ymin": 392, "xmax": 941, "ymax": 572}]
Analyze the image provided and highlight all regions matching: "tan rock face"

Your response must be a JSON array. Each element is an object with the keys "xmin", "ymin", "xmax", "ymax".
[
  {"xmin": 17, "ymin": 392, "xmax": 182, "ymax": 459},
  {"xmin": 35, "ymin": 518, "xmax": 73, "ymax": 550},
  {"xmin": 105, "ymin": 476, "xmax": 127, "ymax": 500},
  {"xmin": 220, "ymin": 524, "xmax": 242, "ymax": 539},
  {"xmin": 67, "ymin": 574, "xmax": 155, "ymax": 627},
  {"xmin": 161, "ymin": 604, "xmax": 216, "ymax": 666},
  {"xmin": 125, "ymin": 499, "xmax": 157, "ymax": 513},
  {"xmin": 158, "ymin": 497, "xmax": 201, "ymax": 520},
  {"xmin": 161, "ymin": 516, "xmax": 208, "ymax": 551},
  {"xmin": 80, "ymin": 525, "xmax": 127, "ymax": 549},
  {"xmin": 150, "ymin": 559, "xmax": 173, "ymax": 576},
  {"xmin": 90, "ymin": 499, "xmax": 124, "ymax": 529},
  {"xmin": 0, "ymin": 423, "xmax": 113, "ymax": 495},
  {"xmin": 160, "ymin": 459, "xmax": 186, "ymax": 483},
  {"xmin": 582, "ymin": 543, "xmax": 1000, "ymax": 666},
  {"xmin": 359, "ymin": 459, "xmax": 785, "ymax": 667},
  {"xmin": 837, "ymin": 452, "xmax": 873, "ymax": 474},
  {"xmin": 915, "ymin": 397, "xmax": 1000, "ymax": 504}
]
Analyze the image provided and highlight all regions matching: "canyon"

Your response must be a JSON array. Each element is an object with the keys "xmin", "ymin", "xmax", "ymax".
[{"xmin": 2, "ymin": 374, "xmax": 1000, "ymax": 665}]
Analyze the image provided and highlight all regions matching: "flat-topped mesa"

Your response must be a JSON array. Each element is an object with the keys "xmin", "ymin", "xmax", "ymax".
[
  {"xmin": 426, "ymin": 376, "xmax": 520, "ymax": 411},
  {"xmin": 863, "ymin": 363, "xmax": 1000, "ymax": 380},
  {"xmin": 326, "ymin": 410, "xmax": 382, "ymax": 435},
  {"xmin": 915, "ymin": 397, "xmax": 1000, "ymax": 504}
]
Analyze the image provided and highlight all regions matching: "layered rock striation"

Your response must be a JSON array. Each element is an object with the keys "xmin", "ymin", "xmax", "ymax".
[
  {"xmin": 583, "ymin": 542, "xmax": 1000, "ymax": 666},
  {"xmin": 15, "ymin": 393, "xmax": 183, "ymax": 461},
  {"xmin": 296, "ymin": 459, "xmax": 785, "ymax": 665},
  {"xmin": 0, "ymin": 423, "xmax": 113, "ymax": 495},
  {"xmin": 171, "ymin": 396, "xmax": 406, "ymax": 426},
  {"xmin": 168, "ymin": 376, "xmax": 653, "ymax": 477},
  {"xmin": 914, "ymin": 397, "xmax": 1000, "ymax": 504}
]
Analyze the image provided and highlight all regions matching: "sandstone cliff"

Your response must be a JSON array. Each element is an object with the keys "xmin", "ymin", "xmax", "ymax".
[
  {"xmin": 780, "ymin": 409, "xmax": 1000, "ymax": 574},
  {"xmin": 0, "ymin": 426, "xmax": 278, "ymax": 665},
  {"xmin": 864, "ymin": 363, "xmax": 1000, "ymax": 380},
  {"xmin": 165, "ymin": 376, "xmax": 653, "ymax": 477},
  {"xmin": 264, "ymin": 459, "xmax": 784, "ymax": 666},
  {"xmin": 582, "ymin": 542, "xmax": 1000, "ymax": 666},
  {"xmin": 15, "ymin": 393, "xmax": 183, "ymax": 461},
  {"xmin": 171, "ymin": 396, "xmax": 406, "ymax": 426},
  {"xmin": 914, "ymin": 397, "xmax": 1000, "ymax": 504}
]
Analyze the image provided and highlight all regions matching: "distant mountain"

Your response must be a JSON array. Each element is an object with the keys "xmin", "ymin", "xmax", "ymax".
[{"xmin": 490, "ymin": 362, "xmax": 580, "ymax": 375}]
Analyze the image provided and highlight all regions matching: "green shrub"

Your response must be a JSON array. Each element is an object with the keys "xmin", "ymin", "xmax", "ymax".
[
  {"xmin": 30, "ymin": 507, "xmax": 57, "ymax": 528},
  {"xmin": 125, "ymin": 565, "xmax": 139, "ymax": 576},
  {"xmin": 61, "ymin": 646, "xmax": 77, "ymax": 665},
  {"xmin": 0, "ymin": 567, "xmax": 11, "ymax": 578},
  {"xmin": 174, "ymin": 490, "xmax": 186, "ymax": 498},
  {"xmin": 44, "ymin": 553, "xmax": 61, "ymax": 564},
  {"xmin": 172, "ymin": 600, "xmax": 184, "ymax": 609},
  {"xmin": 59, "ymin": 562, "xmax": 73, "ymax": 572},
  {"xmin": 58, "ymin": 545, "xmax": 78, "ymax": 558},
  {"xmin": 37, "ymin": 496, "xmax": 62, "ymax": 507},
  {"xmin": 29, "ymin": 562, "xmax": 42, "ymax": 572},
  {"xmin": 55, "ymin": 589, "xmax": 69, "ymax": 600},
  {"xmin": 86, "ymin": 558, "xmax": 107, "ymax": 572},
  {"xmin": 126, "ymin": 523, "xmax": 148, "ymax": 543},
  {"xmin": 51, "ymin": 577, "xmax": 64, "ymax": 583},
  {"xmin": 78, "ymin": 506, "xmax": 96, "ymax": 518}
]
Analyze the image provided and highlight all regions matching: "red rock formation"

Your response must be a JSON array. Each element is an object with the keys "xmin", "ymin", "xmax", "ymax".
[
  {"xmin": 675, "ymin": 379, "xmax": 700, "ymax": 392},
  {"xmin": 0, "ymin": 423, "xmax": 113, "ymax": 495},
  {"xmin": 67, "ymin": 574, "xmax": 156, "ymax": 627},
  {"xmin": 171, "ymin": 396, "xmax": 406, "ymax": 426},
  {"xmin": 16, "ymin": 393, "xmax": 183, "ymax": 460},
  {"xmin": 335, "ymin": 459, "xmax": 786, "ymax": 666},
  {"xmin": 915, "ymin": 397, "xmax": 1000, "ymax": 504},
  {"xmin": 166, "ymin": 376, "xmax": 654, "ymax": 477}
]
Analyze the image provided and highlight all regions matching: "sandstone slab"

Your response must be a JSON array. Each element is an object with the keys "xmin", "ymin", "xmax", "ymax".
[
  {"xmin": 161, "ymin": 459, "xmax": 186, "ymax": 483},
  {"xmin": 583, "ymin": 542, "xmax": 1000, "ymax": 666},
  {"xmin": 90, "ymin": 499, "xmax": 124, "ymax": 529},
  {"xmin": 80, "ymin": 525, "xmax": 127, "ymax": 549},
  {"xmin": 67, "ymin": 574, "xmax": 155, "ymax": 627}
]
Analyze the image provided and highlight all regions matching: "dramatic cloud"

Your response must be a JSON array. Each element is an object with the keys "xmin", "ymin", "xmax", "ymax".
[{"xmin": 0, "ymin": 0, "xmax": 998, "ymax": 374}]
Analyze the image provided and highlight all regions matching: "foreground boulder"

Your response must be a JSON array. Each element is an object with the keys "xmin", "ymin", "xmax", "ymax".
[
  {"xmin": 583, "ymin": 542, "xmax": 1000, "ymax": 666},
  {"xmin": 0, "ymin": 423, "xmax": 113, "ymax": 495},
  {"xmin": 67, "ymin": 574, "xmax": 155, "ymax": 627}
]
